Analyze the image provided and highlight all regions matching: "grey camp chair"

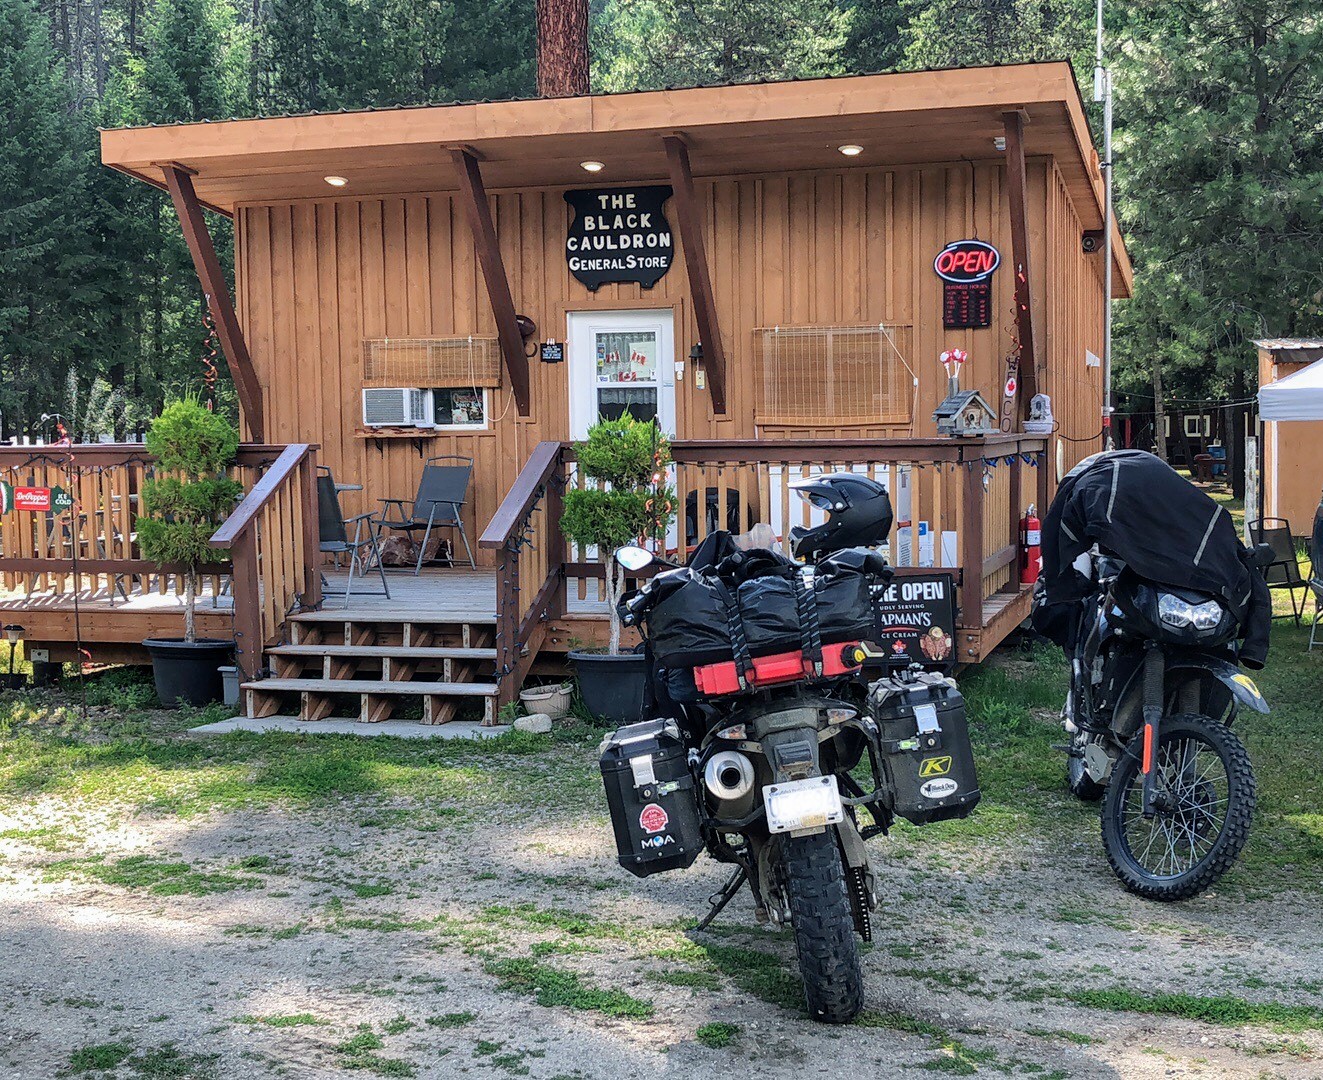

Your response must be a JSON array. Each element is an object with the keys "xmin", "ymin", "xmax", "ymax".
[
  {"xmin": 375, "ymin": 456, "xmax": 476, "ymax": 574},
  {"xmin": 1248, "ymin": 517, "xmax": 1307, "ymax": 625},
  {"xmin": 318, "ymin": 468, "xmax": 390, "ymax": 605}
]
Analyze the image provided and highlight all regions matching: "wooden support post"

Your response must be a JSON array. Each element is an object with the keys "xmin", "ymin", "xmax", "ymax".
[
  {"xmin": 231, "ymin": 529, "xmax": 264, "ymax": 682},
  {"xmin": 160, "ymin": 163, "xmax": 266, "ymax": 440},
  {"xmin": 449, "ymin": 147, "xmax": 531, "ymax": 417},
  {"xmin": 1002, "ymin": 448, "xmax": 1023, "ymax": 594},
  {"xmin": 663, "ymin": 135, "xmax": 728, "ymax": 415},
  {"xmin": 1001, "ymin": 113, "xmax": 1039, "ymax": 421},
  {"xmin": 544, "ymin": 455, "xmax": 567, "ymax": 620},
  {"xmin": 299, "ymin": 448, "xmax": 322, "ymax": 610},
  {"xmin": 959, "ymin": 456, "xmax": 986, "ymax": 647}
]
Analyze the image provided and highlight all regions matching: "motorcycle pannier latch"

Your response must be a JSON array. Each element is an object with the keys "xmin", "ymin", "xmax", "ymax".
[
  {"xmin": 913, "ymin": 703, "xmax": 941, "ymax": 736},
  {"xmin": 629, "ymin": 754, "xmax": 657, "ymax": 789}
]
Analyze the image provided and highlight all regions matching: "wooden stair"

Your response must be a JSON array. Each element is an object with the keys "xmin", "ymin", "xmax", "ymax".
[{"xmin": 240, "ymin": 610, "xmax": 501, "ymax": 725}]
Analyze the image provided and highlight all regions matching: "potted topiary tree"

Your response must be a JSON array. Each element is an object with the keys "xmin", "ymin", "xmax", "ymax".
[
  {"xmin": 560, "ymin": 414, "xmax": 674, "ymax": 724},
  {"xmin": 138, "ymin": 398, "xmax": 243, "ymax": 707}
]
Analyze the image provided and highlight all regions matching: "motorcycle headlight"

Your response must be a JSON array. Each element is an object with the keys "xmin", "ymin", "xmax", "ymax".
[{"xmin": 1157, "ymin": 593, "xmax": 1224, "ymax": 631}]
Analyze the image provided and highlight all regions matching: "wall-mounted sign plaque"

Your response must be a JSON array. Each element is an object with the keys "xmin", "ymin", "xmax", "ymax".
[
  {"xmin": 565, "ymin": 186, "xmax": 674, "ymax": 291},
  {"xmin": 934, "ymin": 239, "xmax": 1000, "ymax": 330},
  {"xmin": 540, "ymin": 341, "xmax": 565, "ymax": 363}
]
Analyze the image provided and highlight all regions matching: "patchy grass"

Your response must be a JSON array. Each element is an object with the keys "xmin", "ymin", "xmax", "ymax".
[
  {"xmin": 235, "ymin": 1012, "xmax": 326, "ymax": 1028},
  {"xmin": 482, "ymin": 957, "xmax": 653, "ymax": 1019},
  {"xmin": 68, "ymin": 1041, "xmax": 135, "ymax": 1072},
  {"xmin": 695, "ymin": 1022, "xmax": 741, "ymax": 1049},
  {"xmin": 44, "ymin": 854, "xmax": 264, "ymax": 897},
  {"xmin": 1067, "ymin": 988, "xmax": 1323, "ymax": 1033},
  {"xmin": 333, "ymin": 1025, "xmax": 415, "ymax": 1077},
  {"xmin": 424, "ymin": 1012, "xmax": 475, "ymax": 1029}
]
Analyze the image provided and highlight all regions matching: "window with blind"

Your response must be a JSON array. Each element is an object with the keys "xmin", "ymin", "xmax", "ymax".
[
  {"xmin": 754, "ymin": 324, "xmax": 914, "ymax": 426},
  {"xmin": 362, "ymin": 337, "xmax": 502, "ymax": 388}
]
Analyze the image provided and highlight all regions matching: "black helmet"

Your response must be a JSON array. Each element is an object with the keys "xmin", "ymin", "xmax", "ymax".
[{"xmin": 789, "ymin": 473, "xmax": 893, "ymax": 559}]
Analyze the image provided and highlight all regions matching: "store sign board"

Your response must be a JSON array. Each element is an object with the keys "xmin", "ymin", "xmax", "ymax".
[
  {"xmin": 935, "ymin": 239, "xmax": 999, "ymax": 330},
  {"xmin": 872, "ymin": 572, "xmax": 958, "ymax": 666},
  {"xmin": 565, "ymin": 186, "xmax": 674, "ymax": 291}
]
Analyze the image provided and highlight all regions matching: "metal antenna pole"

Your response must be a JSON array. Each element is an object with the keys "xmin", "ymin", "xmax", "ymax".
[{"xmin": 1096, "ymin": 0, "xmax": 1115, "ymax": 449}]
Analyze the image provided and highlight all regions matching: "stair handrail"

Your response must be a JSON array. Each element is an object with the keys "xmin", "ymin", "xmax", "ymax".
[
  {"xmin": 211, "ymin": 442, "xmax": 321, "ymax": 680},
  {"xmin": 480, "ymin": 441, "xmax": 566, "ymax": 707}
]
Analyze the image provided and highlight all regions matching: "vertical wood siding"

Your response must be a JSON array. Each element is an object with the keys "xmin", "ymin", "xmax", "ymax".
[{"xmin": 235, "ymin": 160, "xmax": 1104, "ymax": 565}]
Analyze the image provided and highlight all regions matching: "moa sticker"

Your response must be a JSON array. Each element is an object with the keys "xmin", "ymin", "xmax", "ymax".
[
  {"xmin": 919, "ymin": 755, "xmax": 953, "ymax": 778},
  {"xmin": 920, "ymin": 777, "xmax": 959, "ymax": 800},
  {"xmin": 639, "ymin": 802, "xmax": 669, "ymax": 834}
]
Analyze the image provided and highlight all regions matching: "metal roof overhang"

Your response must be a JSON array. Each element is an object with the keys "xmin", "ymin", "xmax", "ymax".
[{"xmin": 101, "ymin": 61, "xmax": 1132, "ymax": 295}]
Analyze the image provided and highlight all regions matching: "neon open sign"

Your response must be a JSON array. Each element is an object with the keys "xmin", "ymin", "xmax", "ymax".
[{"xmin": 933, "ymin": 239, "xmax": 1001, "ymax": 283}]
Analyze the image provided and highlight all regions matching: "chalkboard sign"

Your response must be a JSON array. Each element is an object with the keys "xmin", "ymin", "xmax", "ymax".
[
  {"xmin": 872, "ymin": 572, "xmax": 958, "ymax": 666},
  {"xmin": 565, "ymin": 186, "xmax": 674, "ymax": 291},
  {"xmin": 934, "ymin": 239, "xmax": 999, "ymax": 330}
]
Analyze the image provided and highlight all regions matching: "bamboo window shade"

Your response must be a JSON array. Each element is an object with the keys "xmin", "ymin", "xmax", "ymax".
[
  {"xmin": 755, "ymin": 324, "xmax": 914, "ymax": 425},
  {"xmin": 362, "ymin": 337, "xmax": 502, "ymax": 388}
]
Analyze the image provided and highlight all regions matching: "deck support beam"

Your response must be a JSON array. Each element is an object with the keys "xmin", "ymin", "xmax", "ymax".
[
  {"xmin": 160, "ymin": 163, "xmax": 266, "ymax": 440},
  {"xmin": 663, "ymin": 135, "xmax": 728, "ymax": 415},
  {"xmin": 1001, "ymin": 112, "xmax": 1040, "ymax": 421},
  {"xmin": 449, "ymin": 147, "xmax": 531, "ymax": 417}
]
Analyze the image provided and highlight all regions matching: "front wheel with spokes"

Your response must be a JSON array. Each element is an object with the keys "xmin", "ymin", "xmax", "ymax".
[{"xmin": 1100, "ymin": 715, "xmax": 1255, "ymax": 902}]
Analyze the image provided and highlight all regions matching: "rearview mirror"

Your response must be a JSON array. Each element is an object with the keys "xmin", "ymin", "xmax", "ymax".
[{"xmin": 615, "ymin": 546, "xmax": 655, "ymax": 571}]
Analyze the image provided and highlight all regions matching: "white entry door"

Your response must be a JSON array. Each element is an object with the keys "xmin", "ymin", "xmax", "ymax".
[{"xmin": 567, "ymin": 309, "xmax": 675, "ymax": 438}]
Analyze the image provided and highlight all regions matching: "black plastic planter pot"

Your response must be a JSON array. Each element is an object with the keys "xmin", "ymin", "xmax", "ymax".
[
  {"xmin": 142, "ymin": 638, "xmax": 234, "ymax": 708},
  {"xmin": 568, "ymin": 650, "xmax": 648, "ymax": 726}
]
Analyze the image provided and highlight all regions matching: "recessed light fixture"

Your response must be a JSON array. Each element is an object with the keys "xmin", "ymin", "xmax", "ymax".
[
  {"xmin": 993, "ymin": 137, "xmax": 1007, "ymax": 152},
  {"xmin": 580, "ymin": 160, "xmax": 605, "ymax": 173},
  {"xmin": 838, "ymin": 144, "xmax": 864, "ymax": 157},
  {"xmin": 324, "ymin": 175, "xmax": 349, "ymax": 187}
]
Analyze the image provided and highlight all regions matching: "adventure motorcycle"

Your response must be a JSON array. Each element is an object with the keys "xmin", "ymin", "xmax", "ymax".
[
  {"xmin": 1035, "ymin": 451, "xmax": 1273, "ymax": 902},
  {"xmin": 598, "ymin": 474, "xmax": 980, "ymax": 1023}
]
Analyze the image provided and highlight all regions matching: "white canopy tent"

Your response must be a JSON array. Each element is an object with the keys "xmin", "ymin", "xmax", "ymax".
[{"xmin": 1259, "ymin": 356, "xmax": 1323, "ymax": 421}]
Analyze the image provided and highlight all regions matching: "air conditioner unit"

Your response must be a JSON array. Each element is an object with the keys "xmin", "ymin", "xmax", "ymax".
[{"xmin": 362, "ymin": 388, "xmax": 432, "ymax": 428}]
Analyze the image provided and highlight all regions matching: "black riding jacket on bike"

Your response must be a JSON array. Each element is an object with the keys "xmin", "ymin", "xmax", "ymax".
[{"xmin": 1035, "ymin": 450, "xmax": 1271, "ymax": 669}]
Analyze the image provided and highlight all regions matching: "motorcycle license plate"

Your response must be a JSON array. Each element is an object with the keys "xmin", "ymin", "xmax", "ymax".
[{"xmin": 764, "ymin": 776, "xmax": 844, "ymax": 834}]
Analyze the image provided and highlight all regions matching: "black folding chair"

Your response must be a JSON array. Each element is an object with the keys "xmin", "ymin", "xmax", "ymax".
[
  {"xmin": 1309, "ymin": 499, "xmax": 1323, "ymax": 651},
  {"xmin": 318, "ymin": 468, "xmax": 390, "ymax": 605},
  {"xmin": 1248, "ymin": 517, "xmax": 1306, "ymax": 625},
  {"xmin": 375, "ymin": 455, "xmax": 476, "ymax": 574}
]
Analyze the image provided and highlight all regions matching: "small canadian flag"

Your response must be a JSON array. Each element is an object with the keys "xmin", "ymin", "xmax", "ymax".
[{"xmin": 940, "ymin": 348, "xmax": 968, "ymax": 378}]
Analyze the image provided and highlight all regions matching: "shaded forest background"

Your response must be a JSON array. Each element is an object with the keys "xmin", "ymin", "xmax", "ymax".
[{"xmin": 1, "ymin": 0, "xmax": 1320, "ymax": 439}]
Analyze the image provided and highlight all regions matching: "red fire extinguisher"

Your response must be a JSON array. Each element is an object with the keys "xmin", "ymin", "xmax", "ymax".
[{"xmin": 1020, "ymin": 505, "xmax": 1041, "ymax": 584}]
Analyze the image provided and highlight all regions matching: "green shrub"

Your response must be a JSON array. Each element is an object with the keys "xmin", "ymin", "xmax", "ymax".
[
  {"xmin": 559, "ymin": 415, "xmax": 674, "ymax": 653},
  {"xmin": 137, "ymin": 398, "xmax": 242, "ymax": 642}
]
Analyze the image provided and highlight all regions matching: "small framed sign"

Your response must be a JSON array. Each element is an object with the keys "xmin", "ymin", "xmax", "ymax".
[
  {"xmin": 540, "ymin": 341, "xmax": 565, "ymax": 363},
  {"xmin": 871, "ymin": 572, "xmax": 958, "ymax": 667},
  {"xmin": 935, "ymin": 239, "xmax": 1000, "ymax": 330}
]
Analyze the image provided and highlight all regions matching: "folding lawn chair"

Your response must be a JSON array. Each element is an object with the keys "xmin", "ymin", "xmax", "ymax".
[
  {"xmin": 318, "ymin": 468, "xmax": 390, "ymax": 605},
  {"xmin": 1248, "ymin": 517, "xmax": 1307, "ymax": 625},
  {"xmin": 375, "ymin": 455, "xmax": 476, "ymax": 574},
  {"xmin": 1310, "ymin": 499, "xmax": 1323, "ymax": 651}
]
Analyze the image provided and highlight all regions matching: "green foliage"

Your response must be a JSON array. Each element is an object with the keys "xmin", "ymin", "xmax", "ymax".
[
  {"xmin": 694, "ymin": 1021, "xmax": 741, "ymax": 1049},
  {"xmin": 561, "ymin": 415, "xmax": 674, "ymax": 553},
  {"xmin": 573, "ymin": 413, "xmax": 670, "ymax": 488},
  {"xmin": 482, "ymin": 957, "xmax": 654, "ymax": 1018},
  {"xmin": 560, "ymin": 488, "xmax": 658, "ymax": 554},
  {"xmin": 145, "ymin": 398, "xmax": 241, "ymax": 473}
]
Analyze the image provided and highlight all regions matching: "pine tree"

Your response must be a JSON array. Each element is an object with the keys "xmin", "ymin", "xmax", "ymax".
[{"xmin": 0, "ymin": 0, "xmax": 99, "ymax": 438}]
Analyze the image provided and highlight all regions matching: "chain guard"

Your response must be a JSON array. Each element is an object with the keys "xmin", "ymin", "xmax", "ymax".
[{"xmin": 846, "ymin": 864, "xmax": 872, "ymax": 942}]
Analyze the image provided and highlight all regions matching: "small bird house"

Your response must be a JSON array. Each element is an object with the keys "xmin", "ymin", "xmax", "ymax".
[{"xmin": 934, "ymin": 389, "xmax": 997, "ymax": 436}]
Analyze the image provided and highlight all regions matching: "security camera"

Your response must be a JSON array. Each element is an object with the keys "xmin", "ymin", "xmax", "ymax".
[{"xmin": 1082, "ymin": 230, "xmax": 1104, "ymax": 254}]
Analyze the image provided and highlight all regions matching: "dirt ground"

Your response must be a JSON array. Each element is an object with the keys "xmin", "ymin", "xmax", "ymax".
[{"xmin": 2, "ymin": 761, "xmax": 1322, "ymax": 1080}]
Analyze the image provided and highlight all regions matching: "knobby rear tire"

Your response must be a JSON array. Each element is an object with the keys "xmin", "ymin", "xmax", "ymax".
[
  {"xmin": 781, "ymin": 830, "xmax": 863, "ymax": 1024},
  {"xmin": 1100, "ymin": 714, "xmax": 1255, "ymax": 902}
]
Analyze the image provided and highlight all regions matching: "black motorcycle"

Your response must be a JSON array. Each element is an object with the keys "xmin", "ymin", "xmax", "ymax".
[
  {"xmin": 1037, "ymin": 451, "xmax": 1273, "ymax": 902},
  {"xmin": 598, "ymin": 474, "xmax": 981, "ymax": 1023}
]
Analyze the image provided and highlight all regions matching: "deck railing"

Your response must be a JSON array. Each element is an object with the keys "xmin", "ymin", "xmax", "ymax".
[
  {"xmin": 489, "ymin": 434, "xmax": 1048, "ymax": 692},
  {"xmin": 479, "ymin": 441, "xmax": 566, "ymax": 707},
  {"xmin": 210, "ymin": 444, "xmax": 321, "ymax": 679}
]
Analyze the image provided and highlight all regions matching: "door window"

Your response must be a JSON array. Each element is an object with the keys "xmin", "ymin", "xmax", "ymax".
[{"xmin": 568, "ymin": 311, "xmax": 674, "ymax": 439}]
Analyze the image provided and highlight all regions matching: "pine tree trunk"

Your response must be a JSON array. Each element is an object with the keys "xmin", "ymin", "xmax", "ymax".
[
  {"xmin": 536, "ymin": 0, "xmax": 589, "ymax": 98},
  {"xmin": 184, "ymin": 570, "xmax": 197, "ymax": 644},
  {"xmin": 605, "ymin": 554, "xmax": 623, "ymax": 655},
  {"xmin": 1151, "ymin": 359, "xmax": 1168, "ymax": 463}
]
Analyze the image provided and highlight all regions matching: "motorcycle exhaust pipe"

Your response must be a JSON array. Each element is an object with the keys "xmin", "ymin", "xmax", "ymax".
[{"xmin": 704, "ymin": 750, "xmax": 756, "ymax": 819}]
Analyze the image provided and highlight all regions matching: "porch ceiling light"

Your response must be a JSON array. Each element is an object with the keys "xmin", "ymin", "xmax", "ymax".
[
  {"xmin": 324, "ymin": 175, "xmax": 349, "ymax": 187},
  {"xmin": 838, "ymin": 144, "xmax": 864, "ymax": 157},
  {"xmin": 579, "ymin": 160, "xmax": 605, "ymax": 173}
]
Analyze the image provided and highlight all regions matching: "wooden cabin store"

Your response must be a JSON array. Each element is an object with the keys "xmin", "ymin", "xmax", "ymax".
[{"xmin": 0, "ymin": 61, "xmax": 1131, "ymax": 724}]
